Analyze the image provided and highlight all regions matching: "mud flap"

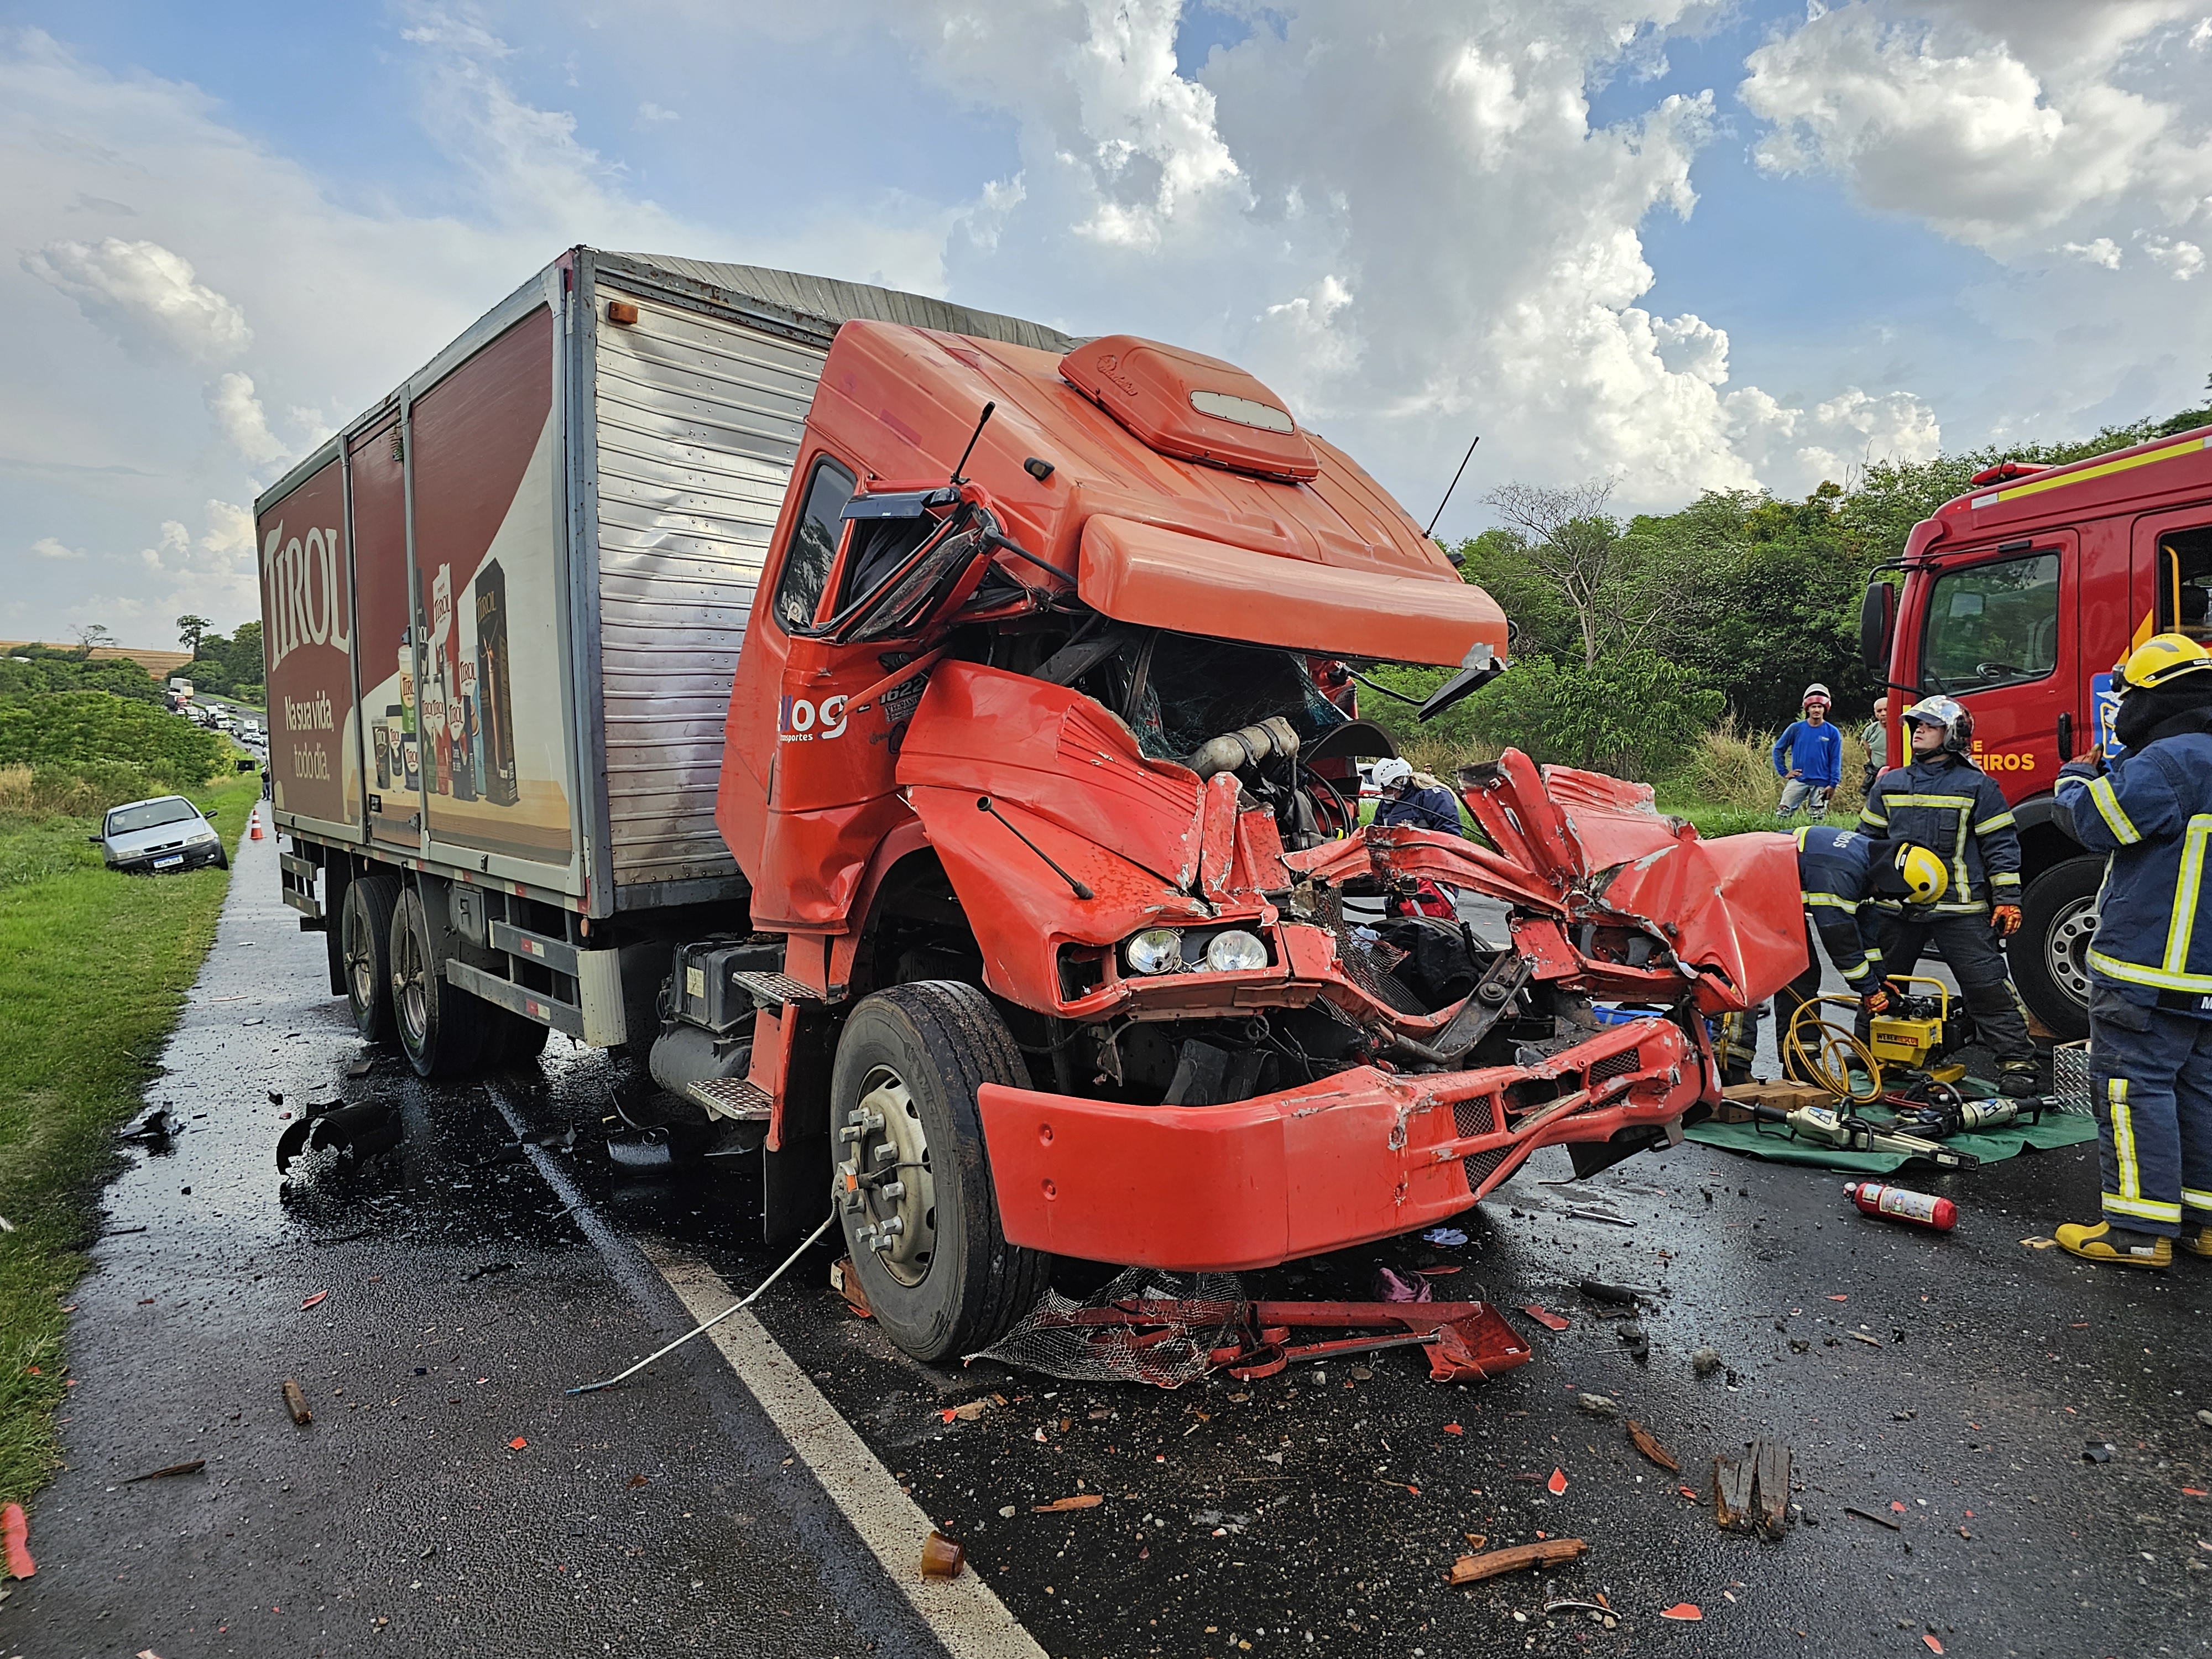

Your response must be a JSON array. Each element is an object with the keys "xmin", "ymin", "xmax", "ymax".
[{"xmin": 763, "ymin": 1135, "xmax": 830, "ymax": 1246}]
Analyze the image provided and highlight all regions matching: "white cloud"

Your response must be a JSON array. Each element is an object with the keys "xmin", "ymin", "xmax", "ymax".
[
  {"xmin": 635, "ymin": 100, "xmax": 679, "ymax": 124},
  {"xmin": 20, "ymin": 236, "xmax": 252, "ymax": 364},
  {"xmin": 2141, "ymin": 232, "xmax": 2205, "ymax": 279},
  {"xmin": 205, "ymin": 372, "xmax": 288, "ymax": 467},
  {"xmin": 1739, "ymin": 4, "xmax": 2212, "ymax": 251},
  {"xmin": 2060, "ymin": 237, "xmax": 2124, "ymax": 268},
  {"xmin": 29, "ymin": 535, "xmax": 85, "ymax": 560}
]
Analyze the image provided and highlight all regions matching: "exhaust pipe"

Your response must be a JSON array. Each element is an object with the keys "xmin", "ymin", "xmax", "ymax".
[{"xmin": 1190, "ymin": 715, "xmax": 1300, "ymax": 781}]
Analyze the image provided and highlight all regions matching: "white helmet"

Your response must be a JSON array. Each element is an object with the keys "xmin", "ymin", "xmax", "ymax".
[{"xmin": 1371, "ymin": 757, "xmax": 1414, "ymax": 790}]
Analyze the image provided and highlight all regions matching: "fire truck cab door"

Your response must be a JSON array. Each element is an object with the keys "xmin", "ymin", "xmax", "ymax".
[{"xmin": 1913, "ymin": 528, "xmax": 2078, "ymax": 795}]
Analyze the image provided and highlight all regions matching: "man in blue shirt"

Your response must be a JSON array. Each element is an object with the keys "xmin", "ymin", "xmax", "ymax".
[
  {"xmin": 1371, "ymin": 757, "xmax": 1462, "ymax": 919},
  {"xmin": 1773, "ymin": 684, "xmax": 1844, "ymax": 820},
  {"xmin": 2051, "ymin": 634, "xmax": 2212, "ymax": 1269}
]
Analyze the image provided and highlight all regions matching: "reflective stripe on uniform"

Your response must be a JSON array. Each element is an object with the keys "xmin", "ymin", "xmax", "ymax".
[
  {"xmin": 2184, "ymin": 1187, "xmax": 2212, "ymax": 1215},
  {"xmin": 1859, "ymin": 810, "xmax": 1888, "ymax": 828},
  {"xmin": 2085, "ymin": 775, "xmax": 2141, "ymax": 845},
  {"xmin": 2164, "ymin": 815, "xmax": 2212, "ymax": 979},
  {"xmin": 2103, "ymin": 1192, "xmax": 2185, "ymax": 1224},
  {"xmin": 1804, "ymin": 891, "xmax": 1858, "ymax": 912},
  {"xmin": 2111, "ymin": 1080, "xmax": 2140, "ymax": 1203},
  {"xmin": 2088, "ymin": 949, "xmax": 2212, "ymax": 994},
  {"xmin": 1976, "ymin": 811, "xmax": 2016, "ymax": 833},
  {"xmin": 1840, "ymin": 959, "xmax": 1871, "ymax": 982}
]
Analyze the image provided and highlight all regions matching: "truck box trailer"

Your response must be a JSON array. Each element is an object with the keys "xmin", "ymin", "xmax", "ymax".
[
  {"xmin": 264, "ymin": 248, "xmax": 1803, "ymax": 1364},
  {"xmin": 258, "ymin": 248, "xmax": 1076, "ymax": 1051}
]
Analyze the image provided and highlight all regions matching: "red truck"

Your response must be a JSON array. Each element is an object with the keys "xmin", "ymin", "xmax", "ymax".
[
  {"xmin": 1861, "ymin": 428, "xmax": 2212, "ymax": 1040},
  {"xmin": 259, "ymin": 248, "xmax": 1800, "ymax": 1361}
]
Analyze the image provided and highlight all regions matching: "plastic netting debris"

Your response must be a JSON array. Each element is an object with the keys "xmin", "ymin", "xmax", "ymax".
[{"xmin": 969, "ymin": 1269, "xmax": 1249, "ymax": 1389}]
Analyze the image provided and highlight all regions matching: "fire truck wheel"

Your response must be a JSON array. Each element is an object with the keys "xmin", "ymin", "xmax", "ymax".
[
  {"xmin": 341, "ymin": 873, "xmax": 401, "ymax": 1045},
  {"xmin": 831, "ymin": 982, "xmax": 1051, "ymax": 1364},
  {"xmin": 2014, "ymin": 854, "xmax": 2101, "ymax": 1043},
  {"xmin": 389, "ymin": 884, "xmax": 491, "ymax": 1080}
]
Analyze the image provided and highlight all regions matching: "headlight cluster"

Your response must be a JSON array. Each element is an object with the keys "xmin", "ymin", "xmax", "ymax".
[{"xmin": 1121, "ymin": 927, "xmax": 1269, "ymax": 975}]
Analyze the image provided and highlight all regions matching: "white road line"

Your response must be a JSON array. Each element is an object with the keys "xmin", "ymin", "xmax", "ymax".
[{"xmin": 646, "ymin": 1245, "xmax": 1050, "ymax": 1659}]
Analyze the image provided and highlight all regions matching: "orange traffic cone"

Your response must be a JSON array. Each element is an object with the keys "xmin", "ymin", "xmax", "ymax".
[{"xmin": 250, "ymin": 809, "xmax": 265, "ymax": 842}]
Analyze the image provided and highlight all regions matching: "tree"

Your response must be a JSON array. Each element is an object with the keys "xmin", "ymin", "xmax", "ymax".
[
  {"xmin": 176, "ymin": 614, "xmax": 212, "ymax": 656},
  {"xmin": 74, "ymin": 623, "xmax": 114, "ymax": 653},
  {"xmin": 1479, "ymin": 479, "xmax": 1713, "ymax": 669}
]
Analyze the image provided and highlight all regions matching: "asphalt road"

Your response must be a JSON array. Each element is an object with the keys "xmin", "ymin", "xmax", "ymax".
[{"xmin": 7, "ymin": 826, "xmax": 2209, "ymax": 1659}]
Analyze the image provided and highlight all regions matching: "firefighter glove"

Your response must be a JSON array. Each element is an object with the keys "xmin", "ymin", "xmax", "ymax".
[
  {"xmin": 1861, "ymin": 986, "xmax": 1891, "ymax": 1017},
  {"xmin": 1991, "ymin": 903, "xmax": 2023, "ymax": 936},
  {"xmin": 2057, "ymin": 757, "xmax": 2104, "ymax": 783}
]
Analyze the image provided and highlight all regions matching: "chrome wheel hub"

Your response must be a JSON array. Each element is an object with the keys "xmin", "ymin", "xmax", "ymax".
[
  {"xmin": 2046, "ymin": 896, "xmax": 2098, "ymax": 1011},
  {"xmin": 392, "ymin": 912, "xmax": 429, "ymax": 1045},
  {"xmin": 345, "ymin": 899, "xmax": 377, "ymax": 1011},
  {"xmin": 836, "ymin": 1066, "xmax": 936, "ymax": 1287}
]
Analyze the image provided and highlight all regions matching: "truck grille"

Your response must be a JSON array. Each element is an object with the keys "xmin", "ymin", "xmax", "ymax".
[
  {"xmin": 1588, "ymin": 1045, "xmax": 1642, "ymax": 1084},
  {"xmin": 1313, "ymin": 888, "xmax": 1424, "ymax": 1015}
]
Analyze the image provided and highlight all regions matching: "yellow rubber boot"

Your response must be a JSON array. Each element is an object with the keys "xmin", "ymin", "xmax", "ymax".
[
  {"xmin": 2054, "ymin": 1221, "xmax": 2173, "ymax": 1268},
  {"xmin": 2178, "ymin": 1225, "xmax": 2212, "ymax": 1259}
]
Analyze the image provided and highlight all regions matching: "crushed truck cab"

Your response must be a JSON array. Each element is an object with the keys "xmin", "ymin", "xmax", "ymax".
[{"xmin": 706, "ymin": 316, "xmax": 1803, "ymax": 1354}]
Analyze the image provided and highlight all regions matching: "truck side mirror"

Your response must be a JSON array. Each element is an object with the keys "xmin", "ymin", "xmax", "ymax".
[{"xmin": 1859, "ymin": 580, "xmax": 1896, "ymax": 677}]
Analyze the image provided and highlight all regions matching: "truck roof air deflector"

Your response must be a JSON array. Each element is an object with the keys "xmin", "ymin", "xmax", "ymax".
[{"xmin": 1061, "ymin": 335, "xmax": 1319, "ymax": 481}]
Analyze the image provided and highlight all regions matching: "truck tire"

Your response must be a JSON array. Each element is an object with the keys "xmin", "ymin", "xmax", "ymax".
[
  {"xmin": 831, "ymin": 982, "xmax": 1050, "ymax": 1363},
  {"xmin": 341, "ymin": 874, "xmax": 401, "ymax": 1046},
  {"xmin": 389, "ymin": 884, "xmax": 489, "ymax": 1079},
  {"xmin": 2014, "ymin": 854, "xmax": 2103, "ymax": 1043},
  {"xmin": 488, "ymin": 1010, "xmax": 552, "ymax": 1070}
]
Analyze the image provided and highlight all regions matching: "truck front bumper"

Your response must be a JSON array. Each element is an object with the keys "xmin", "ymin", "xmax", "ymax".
[{"xmin": 978, "ymin": 1016, "xmax": 1701, "ymax": 1271}]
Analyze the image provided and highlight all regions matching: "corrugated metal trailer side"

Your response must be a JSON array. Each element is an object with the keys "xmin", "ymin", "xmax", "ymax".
[{"xmin": 259, "ymin": 247, "xmax": 1073, "ymax": 1055}]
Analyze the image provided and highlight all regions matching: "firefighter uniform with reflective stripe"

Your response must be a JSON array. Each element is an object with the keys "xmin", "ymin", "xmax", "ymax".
[
  {"xmin": 1772, "ymin": 826, "xmax": 1888, "ymax": 1033},
  {"xmin": 2054, "ymin": 729, "xmax": 2212, "ymax": 1240},
  {"xmin": 1859, "ymin": 754, "xmax": 2036, "ymax": 1073}
]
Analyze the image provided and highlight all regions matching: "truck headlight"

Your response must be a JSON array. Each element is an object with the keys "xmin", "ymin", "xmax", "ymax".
[
  {"xmin": 1124, "ymin": 928, "xmax": 1184, "ymax": 975},
  {"xmin": 1203, "ymin": 929, "xmax": 1268, "ymax": 972}
]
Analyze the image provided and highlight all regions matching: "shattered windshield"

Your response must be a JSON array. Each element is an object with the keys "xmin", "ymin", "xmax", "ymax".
[{"xmin": 1121, "ymin": 636, "xmax": 1349, "ymax": 762}]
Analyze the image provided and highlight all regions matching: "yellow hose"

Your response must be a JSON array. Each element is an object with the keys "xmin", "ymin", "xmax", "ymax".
[{"xmin": 1781, "ymin": 998, "xmax": 1885, "ymax": 1106}]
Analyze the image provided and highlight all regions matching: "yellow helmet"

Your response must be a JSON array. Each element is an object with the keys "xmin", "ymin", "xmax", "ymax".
[
  {"xmin": 2119, "ymin": 632, "xmax": 2212, "ymax": 692},
  {"xmin": 1893, "ymin": 842, "xmax": 1950, "ymax": 906}
]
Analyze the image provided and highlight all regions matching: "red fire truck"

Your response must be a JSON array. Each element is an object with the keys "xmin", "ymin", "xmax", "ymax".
[{"xmin": 1861, "ymin": 427, "xmax": 2212, "ymax": 1039}]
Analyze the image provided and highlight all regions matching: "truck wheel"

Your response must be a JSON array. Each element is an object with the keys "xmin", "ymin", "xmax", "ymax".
[
  {"xmin": 341, "ymin": 874, "xmax": 401, "ymax": 1045},
  {"xmin": 2015, "ymin": 855, "xmax": 2103, "ymax": 1042},
  {"xmin": 831, "ymin": 982, "xmax": 1050, "ymax": 1363},
  {"xmin": 488, "ymin": 1010, "xmax": 552, "ymax": 1070},
  {"xmin": 389, "ymin": 885, "xmax": 489, "ymax": 1079}
]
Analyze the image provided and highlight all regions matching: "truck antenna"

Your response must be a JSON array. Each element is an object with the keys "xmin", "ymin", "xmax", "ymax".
[
  {"xmin": 1425, "ymin": 433, "xmax": 1481, "ymax": 539},
  {"xmin": 950, "ymin": 400, "xmax": 997, "ymax": 486}
]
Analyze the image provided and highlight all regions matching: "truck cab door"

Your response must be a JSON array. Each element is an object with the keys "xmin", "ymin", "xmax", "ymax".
[
  {"xmin": 1913, "ymin": 529, "xmax": 2077, "ymax": 800},
  {"xmin": 2122, "ymin": 510, "xmax": 2212, "ymax": 749},
  {"xmin": 720, "ymin": 452, "xmax": 858, "ymax": 881}
]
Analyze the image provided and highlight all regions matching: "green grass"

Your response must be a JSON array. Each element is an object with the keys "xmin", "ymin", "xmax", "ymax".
[{"xmin": 0, "ymin": 771, "xmax": 255, "ymax": 1504}]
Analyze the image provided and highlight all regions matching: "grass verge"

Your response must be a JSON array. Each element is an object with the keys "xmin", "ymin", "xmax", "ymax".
[{"xmin": 0, "ymin": 771, "xmax": 256, "ymax": 1504}]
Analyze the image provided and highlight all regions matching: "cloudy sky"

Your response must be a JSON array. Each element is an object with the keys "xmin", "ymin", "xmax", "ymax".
[{"xmin": 8, "ymin": 1, "xmax": 2212, "ymax": 644}]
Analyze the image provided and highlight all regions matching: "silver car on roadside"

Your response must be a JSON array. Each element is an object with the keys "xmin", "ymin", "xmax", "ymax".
[{"xmin": 91, "ymin": 795, "xmax": 229, "ymax": 874}]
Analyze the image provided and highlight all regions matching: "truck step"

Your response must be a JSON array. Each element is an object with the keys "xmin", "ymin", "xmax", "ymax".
[
  {"xmin": 730, "ymin": 970, "xmax": 825, "ymax": 1008},
  {"xmin": 686, "ymin": 1077, "xmax": 773, "ymax": 1120}
]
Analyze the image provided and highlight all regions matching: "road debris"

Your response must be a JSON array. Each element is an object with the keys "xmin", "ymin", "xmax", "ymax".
[
  {"xmin": 1844, "ymin": 1505, "xmax": 1901, "ymax": 1531},
  {"xmin": 1692, "ymin": 1345, "xmax": 1722, "ymax": 1376},
  {"xmin": 2, "ymin": 1503, "xmax": 32, "ymax": 1579},
  {"xmin": 1444, "ymin": 1537, "xmax": 1587, "ymax": 1584},
  {"xmin": 276, "ymin": 1099, "xmax": 401, "ymax": 1173},
  {"xmin": 1548, "ymin": 1467, "xmax": 1569, "ymax": 1495},
  {"xmin": 1659, "ymin": 1602, "xmax": 1702, "ymax": 1620},
  {"xmin": 509, "ymin": 1436, "xmax": 529, "ymax": 1450},
  {"xmin": 1423, "ymin": 1228, "xmax": 1469, "ymax": 1247},
  {"xmin": 1577, "ymin": 1392, "xmax": 1619, "ymax": 1417},
  {"xmin": 123, "ymin": 1460, "xmax": 206, "ymax": 1483},
  {"xmin": 1627, "ymin": 1420, "xmax": 1681, "ymax": 1473},
  {"xmin": 282, "ymin": 1380, "xmax": 312, "ymax": 1425},
  {"xmin": 1618, "ymin": 1322, "xmax": 1649, "ymax": 1360},
  {"xmin": 920, "ymin": 1531, "xmax": 966, "ymax": 1578},
  {"xmin": 1520, "ymin": 1305, "xmax": 1571, "ymax": 1332},
  {"xmin": 1849, "ymin": 1332, "xmax": 1883, "ymax": 1348},
  {"xmin": 1376, "ymin": 1267, "xmax": 1432, "ymax": 1302},
  {"xmin": 2196, "ymin": 1410, "xmax": 2212, "ymax": 1431},
  {"xmin": 1034, "ymin": 1494, "xmax": 1104, "ymax": 1511},
  {"xmin": 346, "ymin": 1057, "xmax": 374, "ymax": 1077},
  {"xmin": 116, "ymin": 1106, "xmax": 173, "ymax": 1142},
  {"xmin": 941, "ymin": 1401, "xmax": 989, "ymax": 1423},
  {"xmin": 1714, "ymin": 1439, "xmax": 1792, "ymax": 1538},
  {"xmin": 300, "ymin": 1290, "xmax": 328, "ymax": 1310},
  {"xmin": 830, "ymin": 1258, "xmax": 873, "ymax": 1319},
  {"xmin": 464, "ymin": 1262, "xmax": 516, "ymax": 1282},
  {"xmin": 2083, "ymin": 1442, "xmax": 2115, "ymax": 1463}
]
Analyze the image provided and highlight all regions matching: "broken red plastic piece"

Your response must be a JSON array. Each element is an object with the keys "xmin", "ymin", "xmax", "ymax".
[
  {"xmin": 1520, "ymin": 1305, "xmax": 1571, "ymax": 1332},
  {"xmin": 1660, "ymin": 1603, "xmax": 1702, "ymax": 1621},
  {"xmin": 2, "ymin": 1501, "xmax": 33, "ymax": 1579},
  {"xmin": 1547, "ymin": 1467, "xmax": 1568, "ymax": 1495}
]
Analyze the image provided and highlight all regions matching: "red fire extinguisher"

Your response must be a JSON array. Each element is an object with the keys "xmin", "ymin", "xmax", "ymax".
[{"xmin": 1845, "ymin": 1181, "xmax": 1957, "ymax": 1232}]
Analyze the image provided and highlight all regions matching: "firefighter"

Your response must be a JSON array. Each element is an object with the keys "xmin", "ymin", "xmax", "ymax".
[
  {"xmin": 2049, "ymin": 633, "xmax": 2212, "ymax": 1267},
  {"xmin": 1859, "ymin": 695, "xmax": 2041, "ymax": 1096},
  {"xmin": 1716, "ymin": 829, "xmax": 1947, "ymax": 1085},
  {"xmin": 1370, "ymin": 757, "xmax": 1461, "ymax": 919}
]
